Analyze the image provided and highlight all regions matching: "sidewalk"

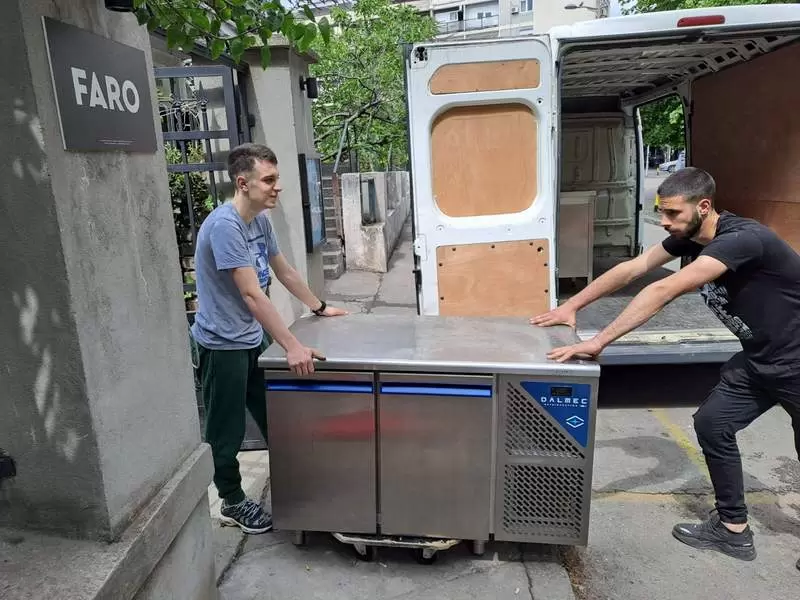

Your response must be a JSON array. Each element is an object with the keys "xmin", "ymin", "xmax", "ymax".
[
  {"xmin": 322, "ymin": 219, "xmax": 417, "ymax": 317},
  {"xmin": 211, "ymin": 220, "xmax": 578, "ymax": 600}
]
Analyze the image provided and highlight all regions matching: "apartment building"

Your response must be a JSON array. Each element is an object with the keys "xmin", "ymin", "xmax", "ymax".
[{"xmin": 400, "ymin": 0, "xmax": 609, "ymax": 39}]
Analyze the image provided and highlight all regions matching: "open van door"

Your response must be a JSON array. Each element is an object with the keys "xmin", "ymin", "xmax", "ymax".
[{"xmin": 404, "ymin": 37, "xmax": 556, "ymax": 318}]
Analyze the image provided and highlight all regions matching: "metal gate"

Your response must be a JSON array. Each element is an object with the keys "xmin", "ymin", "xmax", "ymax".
[{"xmin": 155, "ymin": 65, "xmax": 267, "ymax": 451}]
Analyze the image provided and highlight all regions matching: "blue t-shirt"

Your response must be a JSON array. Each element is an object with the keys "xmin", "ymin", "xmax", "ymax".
[{"xmin": 191, "ymin": 203, "xmax": 280, "ymax": 350}]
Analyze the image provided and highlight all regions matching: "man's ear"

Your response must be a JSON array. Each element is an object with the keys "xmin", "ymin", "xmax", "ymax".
[
  {"xmin": 698, "ymin": 198, "xmax": 712, "ymax": 216},
  {"xmin": 236, "ymin": 174, "xmax": 248, "ymax": 192}
]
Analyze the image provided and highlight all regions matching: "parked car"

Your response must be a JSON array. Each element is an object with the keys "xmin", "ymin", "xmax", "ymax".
[{"xmin": 657, "ymin": 150, "xmax": 686, "ymax": 175}]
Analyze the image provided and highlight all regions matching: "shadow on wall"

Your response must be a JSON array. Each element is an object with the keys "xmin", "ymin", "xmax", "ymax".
[{"xmin": 0, "ymin": 13, "xmax": 107, "ymax": 537}]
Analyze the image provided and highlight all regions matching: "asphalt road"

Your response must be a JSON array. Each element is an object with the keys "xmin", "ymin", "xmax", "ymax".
[{"xmin": 572, "ymin": 404, "xmax": 800, "ymax": 600}]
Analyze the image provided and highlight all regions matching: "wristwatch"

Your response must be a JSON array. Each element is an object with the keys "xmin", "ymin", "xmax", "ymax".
[{"xmin": 312, "ymin": 300, "xmax": 327, "ymax": 316}]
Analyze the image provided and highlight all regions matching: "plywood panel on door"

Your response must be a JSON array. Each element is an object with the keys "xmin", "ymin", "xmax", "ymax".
[
  {"xmin": 436, "ymin": 239, "xmax": 550, "ymax": 317},
  {"xmin": 430, "ymin": 59, "xmax": 541, "ymax": 95},
  {"xmin": 431, "ymin": 104, "xmax": 538, "ymax": 218}
]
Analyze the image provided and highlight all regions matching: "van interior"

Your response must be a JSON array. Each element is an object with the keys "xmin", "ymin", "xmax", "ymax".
[{"xmin": 555, "ymin": 25, "xmax": 800, "ymax": 337}]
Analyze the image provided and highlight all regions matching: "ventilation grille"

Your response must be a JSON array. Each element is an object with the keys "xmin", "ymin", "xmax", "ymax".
[
  {"xmin": 501, "ymin": 464, "xmax": 585, "ymax": 538},
  {"xmin": 504, "ymin": 384, "xmax": 585, "ymax": 459}
]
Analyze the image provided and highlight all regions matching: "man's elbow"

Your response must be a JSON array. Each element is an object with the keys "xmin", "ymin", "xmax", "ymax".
[
  {"xmin": 239, "ymin": 285, "xmax": 265, "ymax": 308},
  {"xmin": 647, "ymin": 279, "xmax": 685, "ymax": 305}
]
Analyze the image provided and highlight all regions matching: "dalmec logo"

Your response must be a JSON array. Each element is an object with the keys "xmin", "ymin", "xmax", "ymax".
[
  {"xmin": 539, "ymin": 396, "xmax": 589, "ymax": 408},
  {"xmin": 71, "ymin": 68, "xmax": 141, "ymax": 113}
]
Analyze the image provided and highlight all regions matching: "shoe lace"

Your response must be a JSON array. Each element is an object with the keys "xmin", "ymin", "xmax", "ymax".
[{"xmin": 239, "ymin": 499, "xmax": 266, "ymax": 523}]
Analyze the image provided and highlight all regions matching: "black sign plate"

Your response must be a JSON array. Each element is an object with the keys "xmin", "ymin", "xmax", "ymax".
[{"xmin": 43, "ymin": 17, "xmax": 157, "ymax": 153}]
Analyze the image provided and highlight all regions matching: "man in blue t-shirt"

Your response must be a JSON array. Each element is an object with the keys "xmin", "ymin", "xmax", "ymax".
[
  {"xmin": 191, "ymin": 143, "xmax": 346, "ymax": 534},
  {"xmin": 532, "ymin": 167, "xmax": 800, "ymax": 568}
]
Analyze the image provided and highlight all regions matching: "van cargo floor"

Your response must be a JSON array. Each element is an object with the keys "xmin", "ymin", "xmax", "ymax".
[{"xmin": 560, "ymin": 259, "xmax": 719, "ymax": 333}]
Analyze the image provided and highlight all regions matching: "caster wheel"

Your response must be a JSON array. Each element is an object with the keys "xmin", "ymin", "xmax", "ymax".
[
  {"xmin": 354, "ymin": 544, "xmax": 377, "ymax": 562},
  {"xmin": 413, "ymin": 548, "xmax": 437, "ymax": 565}
]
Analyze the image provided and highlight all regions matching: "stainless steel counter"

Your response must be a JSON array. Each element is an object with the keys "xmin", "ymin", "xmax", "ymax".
[
  {"xmin": 260, "ymin": 313, "xmax": 601, "ymax": 553},
  {"xmin": 258, "ymin": 314, "xmax": 599, "ymax": 377}
]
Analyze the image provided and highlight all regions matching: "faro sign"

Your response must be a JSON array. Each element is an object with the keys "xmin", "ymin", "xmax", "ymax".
[{"xmin": 43, "ymin": 17, "xmax": 157, "ymax": 153}]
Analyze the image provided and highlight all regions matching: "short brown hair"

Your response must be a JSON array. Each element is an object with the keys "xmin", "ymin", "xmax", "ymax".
[
  {"xmin": 227, "ymin": 143, "xmax": 278, "ymax": 182},
  {"xmin": 657, "ymin": 167, "xmax": 715, "ymax": 205}
]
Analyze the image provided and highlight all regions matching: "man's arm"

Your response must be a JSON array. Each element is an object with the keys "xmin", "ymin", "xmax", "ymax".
[
  {"xmin": 569, "ymin": 242, "xmax": 679, "ymax": 311},
  {"xmin": 231, "ymin": 266, "xmax": 321, "ymax": 374},
  {"xmin": 270, "ymin": 253, "xmax": 323, "ymax": 311},
  {"xmin": 531, "ymin": 242, "xmax": 678, "ymax": 327},
  {"xmin": 547, "ymin": 256, "xmax": 728, "ymax": 362},
  {"xmin": 270, "ymin": 253, "xmax": 348, "ymax": 316}
]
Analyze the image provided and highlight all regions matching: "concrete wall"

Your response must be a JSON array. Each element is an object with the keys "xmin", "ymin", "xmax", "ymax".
[
  {"xmin": 341, "ymin": 172, "xmax": 411, "ymax": 272},
  {"xmin": 2, "ymin": 3, "xmax": 216, "ymax": 598},
  {"xmin": 692, "ymin": 42, "xmax": 800, "ymax": 251},
  {"xmin": 133, "ymin": 498, "xmax": 217, "ymax": 600},
  {"xmin": 1, "ymin": 0, "xmax": 201, "ymax": 540},
  {"xmin": 245, "ymin": 42, "xmax": 325, "ymax": 324}
]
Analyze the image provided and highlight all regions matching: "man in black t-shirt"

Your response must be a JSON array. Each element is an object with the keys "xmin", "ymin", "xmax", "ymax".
[{"xmin": 531, "ymin": 167, "xmax": 800, "ymax": 566}]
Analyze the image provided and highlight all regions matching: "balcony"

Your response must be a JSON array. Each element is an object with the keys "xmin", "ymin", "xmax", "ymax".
[{"xmin": 436, "ymin": 14, "xmax": 500, "ymax": 34}]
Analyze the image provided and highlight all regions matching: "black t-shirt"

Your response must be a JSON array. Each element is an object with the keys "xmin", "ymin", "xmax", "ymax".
[{"xmin": 662, "ymin": 211, "xmax": 800, "ymax": 376}]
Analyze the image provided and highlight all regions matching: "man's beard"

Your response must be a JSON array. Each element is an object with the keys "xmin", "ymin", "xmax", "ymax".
[{"xmin": 679, "ymin": 210, "xmax": 703, "ymax": 239}]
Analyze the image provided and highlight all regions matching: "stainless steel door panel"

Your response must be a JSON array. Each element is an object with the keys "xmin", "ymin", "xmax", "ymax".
[
  {"xmin": 378, "ymin": 374, "xmax": 493, "ymax": 539},
  {"xmin": 264, "ymin": 371, "xmax": 377, "ymax": 534}
]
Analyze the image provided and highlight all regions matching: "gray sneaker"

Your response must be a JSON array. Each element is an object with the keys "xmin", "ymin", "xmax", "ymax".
[{"xmin": 220, "ymin": 498, "xmax": 272, "ymax": 534}]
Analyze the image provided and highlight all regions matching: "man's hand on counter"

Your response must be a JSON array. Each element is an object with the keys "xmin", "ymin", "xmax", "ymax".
[
  {"xmin": 546, "ymin": 338, "xmax": 603, "ymax": 363},
  {"xmin": 286, "ymin": 344, "xmax": 327, "ymax": 375},
  {"xmin": 320, "ymin": 304, "xmax": 348, "ymax": 317},
  {"xmin": 529, "ymin": 304, "xmax": 577, "ymax": 329}
]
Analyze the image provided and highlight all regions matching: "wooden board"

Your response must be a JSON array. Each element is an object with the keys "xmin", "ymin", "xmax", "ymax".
[
  {"xmin": 692, "ymin": 43, "xmax": 800, "ymax": 251},
  {"xmin": 436, "ymin": 239, "xmax": 551, "ymax": 317},
  {"xmin": 431, "ymin": 104, "xmax": 538, "ymax": 218},
  {"xmin": 430, "ymin": 60, "xmax": 541, "ymax": 95}
]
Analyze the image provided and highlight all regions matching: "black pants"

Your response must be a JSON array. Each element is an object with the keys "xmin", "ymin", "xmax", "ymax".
[
  {"xmin": 693, "ymin": 352, "xmax": 800, "ymax": 524},
  {"xmin": 198, "ymin": 338, "xmax": 269, "ymax": 505}
]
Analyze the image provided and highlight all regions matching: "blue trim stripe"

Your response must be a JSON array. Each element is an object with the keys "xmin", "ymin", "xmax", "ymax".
[
  {"xmin": 379, "ymin": 383, "xmax": 492, "ymax": 398},
  {"xmin": 265, "ymin": 381, "xmax": 374, "ymax": 394}
]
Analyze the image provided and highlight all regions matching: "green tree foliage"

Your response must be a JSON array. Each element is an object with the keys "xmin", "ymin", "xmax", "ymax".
[
  {"xmin": 639, "ymin": 96, "xmax": 685, "ymax": 149},
  {"xmin": 623, "ymin": 0, "xmax": 788, "ymax": 149},
  {"xmin": 309, "ymin": 0, "xmax": 438, "ymax": 172},
  {"xmin": 133, "ymin": 0, "xmax": 330, "ymax": 66}
]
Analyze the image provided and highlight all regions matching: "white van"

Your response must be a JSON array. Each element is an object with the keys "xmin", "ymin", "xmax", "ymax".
[{"xmin": 403, "ymin": 4, "xmax": 800, "ymax": 369}]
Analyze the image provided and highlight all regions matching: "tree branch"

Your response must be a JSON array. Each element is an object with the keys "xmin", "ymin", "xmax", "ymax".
[{"xmin": 333, "ymin": 98, "xmax": 381, "ymax": 173}]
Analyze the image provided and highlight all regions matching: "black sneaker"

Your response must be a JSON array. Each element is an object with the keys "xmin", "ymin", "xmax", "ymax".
[
  {"xmin": 672, "ymin": 512, "xmax": 756, "ymax": 561},
  {"xmin": 220, "ymin": 498, "xmax": 273, "ymax": 534}
]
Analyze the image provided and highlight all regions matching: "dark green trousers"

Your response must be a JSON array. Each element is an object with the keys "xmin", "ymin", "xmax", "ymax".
[{"xmin": 198, "ymin": 337, "xmax": 269, "ymax": 504}]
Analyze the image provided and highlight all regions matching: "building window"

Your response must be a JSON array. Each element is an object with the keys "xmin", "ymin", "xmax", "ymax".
[{"xmin": 520, "ymin": 0, "xmax": 533, "ymax": 12}]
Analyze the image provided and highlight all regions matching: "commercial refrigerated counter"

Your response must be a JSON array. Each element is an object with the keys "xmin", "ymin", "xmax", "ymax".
[{"xmin": 258, "ymin": 314, "xmax": 600, "ymax": 559}]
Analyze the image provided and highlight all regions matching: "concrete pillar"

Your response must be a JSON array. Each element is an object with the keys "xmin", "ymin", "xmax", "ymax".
[
  {"xmin": 244, "ymin": 41, "xmax": 326, "ymax": 325},
  {"xmin": 1, "ymin": 1, "xmax": 215, "ymax": 598}
]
